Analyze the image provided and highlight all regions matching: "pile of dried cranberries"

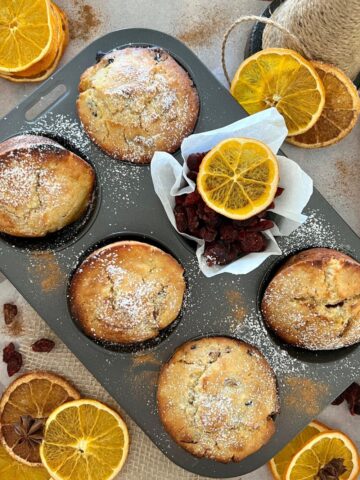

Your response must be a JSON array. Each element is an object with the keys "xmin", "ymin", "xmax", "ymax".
[{"xmin": 174, "ymin": 152, "xmax": 283, "ymax": 266}]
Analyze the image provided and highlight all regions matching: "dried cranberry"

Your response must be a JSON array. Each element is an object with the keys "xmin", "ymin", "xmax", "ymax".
[
  {"xmin": 198, "ymin": 203, "xmax": 221, "ymax": 227},
  {"xmin": 205, "ymin": 242, "xmax": 230, "ymax": 266},
  {"xmin": 175, "ymin": 195, "xmax": 186, "ymax": 206},
  {"xmin": 31, "ymin": 338, "xmax": 55, "ymax": 353},
  {"xmin": 246, "ymin": 220, "xmax": 274, "ymax": 232},
  {"xmin": 199, "ymin": 227, "xmax": 217, "ymax": 242},
  {"xmin": 183, "ymin": 191, "xmax": 201, "ymax": 206},
  {"xmin": 275, "ymin": 187, "xmax": 284, "ymax": 197},
  {"xmin": 7, "ymin": 351, "xmax": 22, "ymax": 377},
  {"xmin": 175, "ymin": 211, "xmax": 188, "ymax": 232},
  {"xmin": 332, "ymin": 383, "xmax": 360, "ymax": 415},
  {"xmin": 220, "ymin": 224, "xmax": 238, "ymax": 243},
  {"xmin": 3, "ymin": 342, "xmax": 15, "ymax": 362},
  {"xmin": 233, "ymin": 216, "xmax": 258, "ymax": 229},
  {"xmin": 3, "ymin": 304, "xmax": 18, "ymax": 325},
  {"xmin": 227, "ymin": 245, "xmax": 240, "ymax": 263},
  {"xmin": 185, "ymin": 206, "xmax": 199, "ymax": 233},
  {"xmin": 237, "ymin": 232, "xmax": 267, "ymax": 253},
  {"xmin": 187, "ymin": 153, "xmax": 206, "ymax": 172},
  {"xmin": 187, "ymin": 170, "xmax": 198, "ymax": 181}
]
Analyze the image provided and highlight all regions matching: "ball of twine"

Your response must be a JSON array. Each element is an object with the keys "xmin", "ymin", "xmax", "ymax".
[
  {"xmin": 263, "ymin": 0, "xmax": 360, "ymax": 81},
  {"xmin": 222, "ymin": 0, "xmax": 360, "ymax": 85}
]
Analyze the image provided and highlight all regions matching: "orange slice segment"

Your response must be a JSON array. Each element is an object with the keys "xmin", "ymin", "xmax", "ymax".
[
  {"xmin": 287, "ymin": 62, "xmax": 360, "ymax": 148},
  {"xmin": 40, "ymin": 399, "xmax": 129, "ymax": 480},
  {"xmin": 197, "ymin": 138, "xmax": 279, "ymax": 220},
  {"xmin": 0, "ymin": 371, "xmax": 80, "ymax": 466},
  {"xmin": 0, "ymin": 0, "xmax": 53, "ymax": 73},
  {"xmin": 269, "ymin": 420, "xmax": 328, "ymax": 480},
  {"xmin": 285, "ymin": 431, "xmax": 360, "ymax": 480},
  {"xmin": 231, "ymin": 48, "xmax": 326, "ymax": 136}
]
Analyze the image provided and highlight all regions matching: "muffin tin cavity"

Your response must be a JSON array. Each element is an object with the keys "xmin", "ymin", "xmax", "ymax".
[
  {"xmin": 0, "ymin": 133, "xmax": 100, "ymax": 251},
  {"xmin": 67, "ymin": 233, "xmax": 186, "ymax": 354}
]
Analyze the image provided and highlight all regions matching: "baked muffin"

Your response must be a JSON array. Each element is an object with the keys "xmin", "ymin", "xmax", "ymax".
[
  {"xmin": 261, "ymin": 248, "xmax": 360, "ymax": 350},
  {"xmin": 0, "ymin": 135, "xmax": 95, "ymax": 237},
  {"xmin": 69, "ymin": 240, "xmax": 185, "ymax": 344},
  {"xmin": 157, "ymin": 337, "xmax": 279, "ymax": 463},
  {"xmin": 77, "ymin": 47, "xmax": 199, "ymax": 163}
]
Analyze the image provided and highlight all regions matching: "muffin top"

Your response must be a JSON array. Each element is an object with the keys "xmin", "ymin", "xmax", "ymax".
[
  {"xmin": 0, "ymin": 135, "xmax": 95, "ymax": 237},
  {"xmin": 69, "ymin": 241, "xmax": 186, "ymax": 344},
  {"xmin": 261, "ymin": 248, "xmax": 360, "ymax": 350},
  {"xmin": 77, "ymin": 47, "xmax": 199, "ymax": 163},
  {"xmin": 157, "ymin": 337, "xmax": 279, "ymax": 463}
]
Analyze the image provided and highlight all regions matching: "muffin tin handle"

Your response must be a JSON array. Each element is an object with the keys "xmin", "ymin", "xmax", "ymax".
[{"xmin": 24, "ymin": 83, "xmax": 68, "ymax": 123}]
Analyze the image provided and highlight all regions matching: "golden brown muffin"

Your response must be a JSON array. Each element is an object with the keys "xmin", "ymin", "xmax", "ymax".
[
  {"xmin": 157, "ymin": 337, "xmax": 279, "ymax": 463},
  {"xmin": 261, "ymin": 248, "xmax": 360, "ymax": 350},
  {"xmin": 77, "ymin": 47, "xmax": 199, "ymax": 164},
  {"xmin": 69, "ymin": 240, "xmax": 186, "ymax": 344},
  {"xmin": 0, "ymin": 135, "xmax": 95, "ymax": 237}
]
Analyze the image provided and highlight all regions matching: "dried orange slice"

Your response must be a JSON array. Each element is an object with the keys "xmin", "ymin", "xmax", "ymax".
[
  {"xmin": 0, "ymin": 443, "xmax": 49, "ymax": 480},
  {"xmin": 0, "ymin": 0, "xmax": 53, "ymax": 73},
  {"xmin": 9, "ymin": 3, "xmax": 61, "ymax": 79},
  {"xmin": 197, "ymin": 138, "xmax": 279, "ymax": 220},
  {"xmin": 285, "ymin": 431, "xmax": 360, "ymax": 480},
  {"xmin": 0, "ymin": 371, "xmax": 80, "ymax": 466},
  {"xmin": 0, "ymin": 2, "xmax": 69, "ymax": 83},
  {"xmin": 287, "ymin": 62, "xmax": 360, "ymax": 148},
  {"xmin": 231, "ymin": 48, "xmax": 325, "ymax": 136},
  {"xmin": 40, "ymin": 399, "xmax": 129, "ymax": 480},
  {"xmin": 269, "ymin": 420, "xmax": 328, "ymax": 480}
]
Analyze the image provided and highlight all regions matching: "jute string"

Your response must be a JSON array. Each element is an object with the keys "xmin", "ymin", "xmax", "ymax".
[{"xmin": 221, "ymin": 15, "xmax": 313, "ymax": 86}]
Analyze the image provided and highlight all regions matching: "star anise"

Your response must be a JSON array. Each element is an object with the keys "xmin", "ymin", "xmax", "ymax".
[
  {"xmin": 317, "ymin": 458, "xmax": 347, "ymax": 480},
  {"xmin": 13, "ymin": 415, "xmax": 45, "ymax": 447}
]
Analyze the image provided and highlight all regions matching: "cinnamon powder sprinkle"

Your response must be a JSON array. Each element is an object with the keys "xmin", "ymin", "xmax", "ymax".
[
  {"xmin": 226, "ymin": 290, "xmax": 247, "ymax": 326},
  {"xmin": 178, "ymin": 8, "xmax": 229, "ymax": 48},
  {"xmin": 69, "ymin": 2, "xmax": 102, "ymax": 41},
  {"xmin": 283, "ymin": 376, "xmax": 329, "ymax": 417},
  {"xmin": 29, "ymin": 251, "xmax": 65, "ymax": 292},
  {"xmin": 132, "ymin": 352, "xmax": 162, "ymax": 368}
]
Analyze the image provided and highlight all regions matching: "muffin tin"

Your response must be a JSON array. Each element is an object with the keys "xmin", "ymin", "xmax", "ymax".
[{"xmin": 0, "ymin": 29, "xmax": 359, "ymax": 478}]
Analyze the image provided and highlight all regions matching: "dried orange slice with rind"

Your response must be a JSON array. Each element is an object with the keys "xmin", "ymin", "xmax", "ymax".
[
  {"xmin": 0, "ymin": 443, "xmax": 50, "ymax": 480},
  {"xmin": 40, "ymin": 399, "xmax": 129, "ymax": 480},
  {"xmin": 0, "ymin": 3, "xmax": 69, "ymax": 83},
  {"xmin": 0, "ymin": 371, "xmax": 80, "ymax": 466},
  {"xmin": 285, "ymin": 431, "xmax": 360, "ymax": 480},
  {"xmin": 0, "ymin": 0, "xmax": 53, "ymax": 73},
  {"xmin": 269, "ymin": 420, "xmax": 328, "ymax": 480},
  {"xmin": 287, "ymin": 62, "xmax": 360, "ymax": 148},
  {"xmin": 8, "ymin": 3, "xmax": 60, "ymax": 79},
  {"xmin": 231, "ymin": 48, "xmax": 326, "ymax": 136},
  {"xmin": 197, "ymin": 138, "xmax": 279, "ymax": 220}
]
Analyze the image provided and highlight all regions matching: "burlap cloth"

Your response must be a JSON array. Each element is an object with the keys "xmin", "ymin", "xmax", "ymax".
[{"xmin": 0, "ymin": 277, "xmax": 215, "ymax": 480}]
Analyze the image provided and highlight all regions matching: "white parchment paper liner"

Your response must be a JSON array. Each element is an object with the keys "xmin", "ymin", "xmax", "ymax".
[{"xmin": 151, "ymin": 108, "xmax": 313, "ymax": 277}]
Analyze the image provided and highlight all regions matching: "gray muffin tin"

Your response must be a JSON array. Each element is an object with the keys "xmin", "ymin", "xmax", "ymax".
[{"xmin": 0, "ymin": 29, "xmax": 360, "ymax": 478}]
